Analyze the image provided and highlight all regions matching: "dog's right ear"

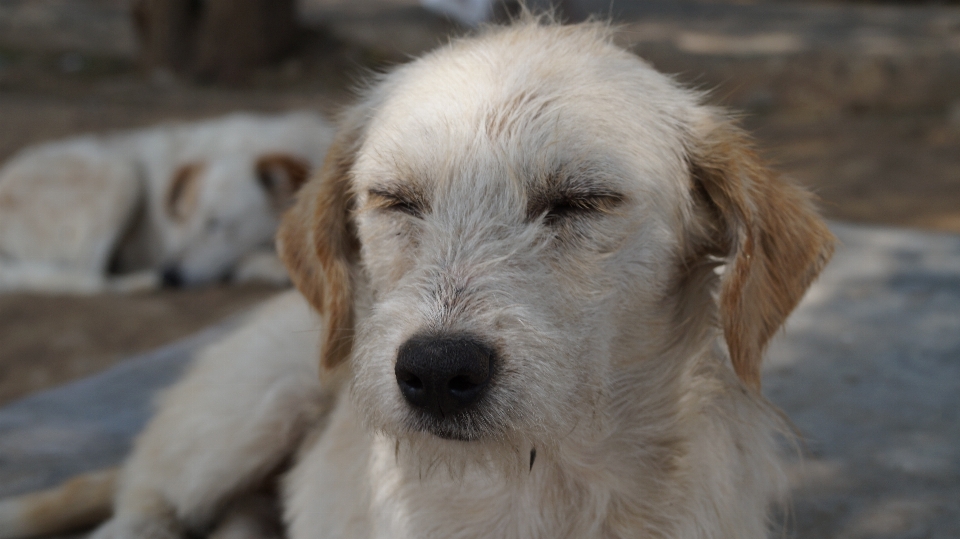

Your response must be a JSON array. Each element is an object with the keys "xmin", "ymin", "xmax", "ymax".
[
  {"xmin": 277, "ymin": 117, "xmax": 363, "ymax": 373},
  {"xmin": 255, "ymin": 153, "xmax": 311, "ymax": 212},
  {"xmin": 166, "ymin": 162, "xmax": 205, "ymax": 222}
]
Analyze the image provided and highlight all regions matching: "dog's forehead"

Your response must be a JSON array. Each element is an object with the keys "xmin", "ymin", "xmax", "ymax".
[{"xmin": 353, "ymin": 25, "xmax": 698, "ymax": 201}]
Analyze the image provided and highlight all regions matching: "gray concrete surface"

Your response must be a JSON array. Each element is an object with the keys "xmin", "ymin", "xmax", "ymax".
[
  {"xmin": 1, "ymin": 222, "xmax": 958, "ymax": 538},
  {"xmin": 0, "ymin": 319, "xmax": 241, "ymax": 498},
  {"xmin": 767, "ymin": 223, "xmax": 960, "ymax": 538}
]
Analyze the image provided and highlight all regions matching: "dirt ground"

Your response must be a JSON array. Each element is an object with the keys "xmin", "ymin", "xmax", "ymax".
[
  {"xmin": 0, "ymin": 285, "xmax": 278, "ymax": 404},
  {"xmin": 747, "ymin": 111, "xmax": 960, "ymax": 232},
  {"xmin": 0, "ymin": 6, "xmax": 958, "ymax": 405}
]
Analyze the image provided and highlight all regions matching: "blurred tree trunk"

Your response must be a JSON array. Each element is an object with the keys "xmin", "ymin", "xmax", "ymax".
[
  {"xmin": 133, "ymin": 0, "xmax": 300, "ymax": 83},
  {"xmin": 133, "ymin": 0, "xmax": 200, "ymax": 74}
]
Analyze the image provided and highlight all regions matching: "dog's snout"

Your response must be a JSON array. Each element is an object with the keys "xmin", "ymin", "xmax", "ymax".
[{"xmin": 395, "ymin": 334, "xmax": 494, "ymax": 419}]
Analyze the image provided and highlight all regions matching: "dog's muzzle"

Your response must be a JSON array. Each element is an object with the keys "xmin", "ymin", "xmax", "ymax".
[{"xmin": 395, "ymin": 333, "xmax": 494, "ymax": 431}]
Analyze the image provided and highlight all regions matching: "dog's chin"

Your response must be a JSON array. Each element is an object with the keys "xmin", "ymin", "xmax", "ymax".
[
  {"xmin": 403, "ymin": 412, "xmax": 496, "ymax": 443},
  {"xmin": 391, "ymin": 414, "xmax": 541, "ymax": 479},
  {"xmin": 426, "ymin": 424, "xmax": 481, "ymax": 442}
]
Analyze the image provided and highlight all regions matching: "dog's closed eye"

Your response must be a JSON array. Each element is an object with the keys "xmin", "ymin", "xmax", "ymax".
[
  {"xmin": 529, "ymin": 188, "xmax": 624, "ymax": 225},
  {"xmin": 368, "ymin": 187, "xmax": 428, "ymax": 218}
]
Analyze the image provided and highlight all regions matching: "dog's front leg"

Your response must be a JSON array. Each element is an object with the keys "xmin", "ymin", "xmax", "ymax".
[{"xmin": 93, "ymin": 291, "xmax": 332, "ymax": 539}]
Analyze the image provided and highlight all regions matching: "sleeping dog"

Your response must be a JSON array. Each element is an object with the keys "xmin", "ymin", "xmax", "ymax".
[{"xmin": 0, "ymin": 112, "xmax": 334, "ymax": 293}]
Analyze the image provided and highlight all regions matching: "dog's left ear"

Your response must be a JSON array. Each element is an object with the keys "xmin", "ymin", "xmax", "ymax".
[
  {"xmin": 277, "ymin": 119, "xmax": 363, "ymax": 374},
  {"xmin": 688, "ymin": 111, "xmax": 835, "ymax": 391},
  {"xmin": 256, "ymin": 153, "xmax": 311, "ymax": 212}
]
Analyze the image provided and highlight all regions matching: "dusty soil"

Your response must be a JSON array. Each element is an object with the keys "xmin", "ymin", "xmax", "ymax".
[
  {"xmin": 0, "ymin": 285, "xmax": 279, "ymax": 404},
  {"xmin": 748, "ymin": 111, "xmax": 960, "ymax": 232},
  {"xmin": 0, "ymin": 8, "xmax": 957, "ymax": 405}
]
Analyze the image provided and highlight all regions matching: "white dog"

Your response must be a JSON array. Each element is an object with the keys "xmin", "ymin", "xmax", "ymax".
[
  {"xmin": 0, "ymin": 19, "xmax": 833, "ymax": 539},
  {"xmin": 0, "ymin": 112, "xmax": 335, "ymax": 293}
]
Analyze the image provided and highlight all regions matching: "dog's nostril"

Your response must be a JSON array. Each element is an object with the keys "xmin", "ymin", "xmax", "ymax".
[
  {"xmin": 395, "ymin": 333, "xmax": 495, "ymax": 419},
  {"xmin": 397, "ymin": 370, "xmax": 424, "ymax": 391},
  {"xmin": 448, "ymin": 375, "xmax": 479, "ymax": 393}
]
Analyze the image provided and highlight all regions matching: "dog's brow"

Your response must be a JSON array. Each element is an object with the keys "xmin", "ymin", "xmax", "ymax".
[
  {"xmin": 367, "ymin": 185, "xmax": 429, "ymax": 217},
  {"xmin": 526, "ymin": 173, "xmax": 625, "ymax": 222}
]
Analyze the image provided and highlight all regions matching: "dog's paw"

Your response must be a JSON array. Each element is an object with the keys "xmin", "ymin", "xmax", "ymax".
[{"xmin": 90, "ymin": 516, "xmax": 182, "ymax": 539}]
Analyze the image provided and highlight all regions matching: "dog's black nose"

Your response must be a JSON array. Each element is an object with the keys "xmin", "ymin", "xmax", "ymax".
[
  {"xmin": 161, "ymin": 267, "xmax": 184, "ymax": 288},
  {"xmin": 395, "ymin": 334, "xmax": 494, "ymax": 418}
]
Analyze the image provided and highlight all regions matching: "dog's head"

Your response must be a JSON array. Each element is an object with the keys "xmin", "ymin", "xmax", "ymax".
[
  {"xmin": 280, "ymin": 22, "xmax": 833, "ymax": 460},
  {"xmin": 159, "ymin": 152, "xmax": 310, "ymax": 286}
]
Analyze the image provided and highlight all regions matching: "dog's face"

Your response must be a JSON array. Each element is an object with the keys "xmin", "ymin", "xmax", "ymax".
[
  {"xmin": 280, "ymin": 22, "xmax": 833, "ymax": 461},
  {"xmin": 160, "ymin": 153, "xmax": 309, "ymax": 285},
  {"xmin": 346, "ymin": 33, "xmax": 699, "ymax": 447}
]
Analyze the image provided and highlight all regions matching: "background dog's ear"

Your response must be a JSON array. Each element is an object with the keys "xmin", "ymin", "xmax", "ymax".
[
  {"xmin": 166, "ymin": 162, "xmax": 205, "ymax": 221},
  {"xmin": 689, "ymin": 112, "xmax": 835, "ymax": 391},
  {"xmin": 277, "ymin": 123, "xmax": 362, "ymax": 373},
  {"xmin": 255, "ymin": 153, "xmax": 311, "ymax": 212}
]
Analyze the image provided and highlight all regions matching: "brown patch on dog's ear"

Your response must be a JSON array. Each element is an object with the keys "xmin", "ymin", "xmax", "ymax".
[
  {"xmin": 689, "ymin": 113, "xmax": 835, "ymax": 391},
  {"xmin": 166, "ymin": 162, "xmax": 205, "ymax": 221},
  {"xmin": 256, "ymin": 153, "xmax": 311, "ymax": 212},
  {"xmin": 277, "ymin": 127, "xmax": 362, "ymax": 373}
]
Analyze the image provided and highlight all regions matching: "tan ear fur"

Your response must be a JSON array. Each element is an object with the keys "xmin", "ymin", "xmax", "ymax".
[
  {"xmin": 166, "ymin": 162, "xmax": 205, "ymax": 221},
  {"xmin": 277, "ymin": 127, "xmax": 361, "ymax": 372},
  {"xmin": 690, "ymin": 115, "xmax": 835, "ymax": 390},
  {"xmin": 255, "ymin": 153, "xmax": 311, "ymax": 212}
]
